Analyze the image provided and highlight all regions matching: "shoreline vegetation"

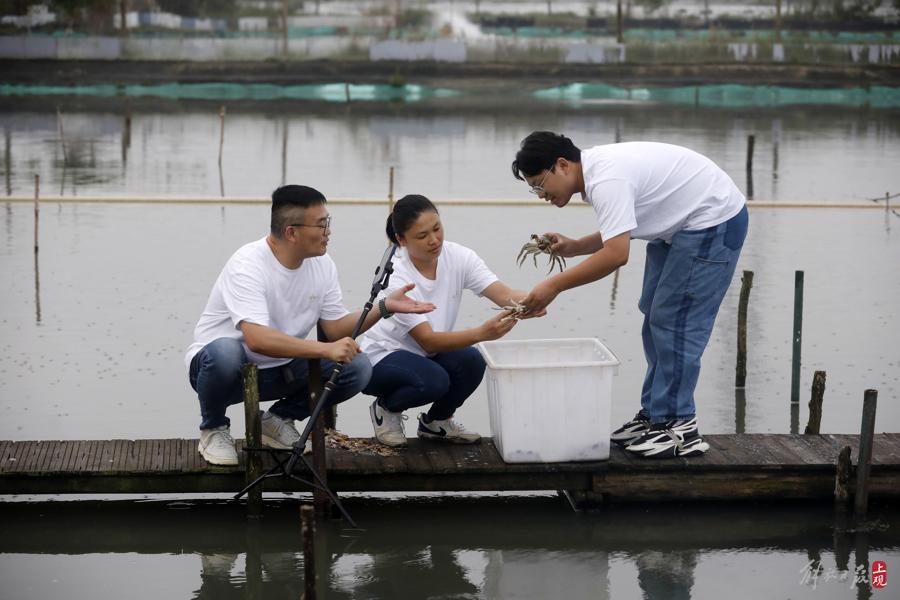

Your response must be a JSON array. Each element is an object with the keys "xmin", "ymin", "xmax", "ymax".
[{"xmin": 3, "ymin": 59, "xmax": 899, "ymax": 88}]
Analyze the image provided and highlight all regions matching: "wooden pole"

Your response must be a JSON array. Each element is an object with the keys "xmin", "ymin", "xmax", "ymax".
[
  {"xmin": 804, "ymin": 370, "xmax": 826, "ymax": 434},
  {"xmin": 242, "ymin": 363, "xmax": 263, "ymax": 517},
  {"xmin": 218, "ymin": 106, "xmax": 226, "ymax": 198},
  {"xmin": 745, "ymin": 134, "xmax": 755, "ymax": 199},
  {"xmin": 834, "ymin": 445, "xmax": 852, "ymax": 506},
  {"xmin": 245, "ymin": 520, "xmax": 263, "ymax": 600},
  {"xmin": 4, "ymin": 129, "xmax": 10, "ymax": 196},
  {"xmin": 121, "ymin": 112, "xmax": 131, "ymax": 166},
  {"xmin": 734, "ymin": 388, "xmax": 746, "ymax": 434},
  {"xmin": 616, "ymin": 0, "xmax": 624, "ymax": 44},
  {"xmin": 33, "ymin": 174, "xmax": 41, "ymax": 324},
  {"xmin": 854, "ymin": 389, "xmax": 878, "ymax": 518},
  {"xmin": 886, "ymin": 191, "xmax": 890, "ymax": 214},
  {"xmin": 281, "ymin": 0, "xmax": 289, "ymax": 59},
  {"xmin": 119, "ymin": 0, "xmax": 128, "ymax": 37},
  {"xmin": 735, "ymin": 270, "xmax": 753, "ymax": 388},
  {"xmin": 388, "ymin": 166, "xmax": 395, "ymax": 211},
  {"xmin": 56, "ymin": 107, "xmax": 68, "ymax": 166},
  {"xmin": 774, "ymin": 0, "xmax": 782, "ymax": 43},
  {"xmin": 790, "ymin": 270, "xmax": 803, "ymax": 404},
  {"xmin": 301, "ymin": 504, "xmax": 317, "ymax": 600},
  {"xmin": 833, "ymin": 445, "xmax": 852, "ymax": 572}
]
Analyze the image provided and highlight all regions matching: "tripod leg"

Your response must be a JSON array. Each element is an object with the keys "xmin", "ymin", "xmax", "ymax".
[{"xmin": 299, "ymin": 455, "xmax": 357, "ymax": 528}]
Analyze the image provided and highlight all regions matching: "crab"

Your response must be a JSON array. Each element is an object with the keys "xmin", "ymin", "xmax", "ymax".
[
  {"xmin": 494, "ymin": 298, "xmax": 528, "ymax": 322},
  {"xmin": 517, "ymin": 234, "xmax": 566, "ymax": 274}
]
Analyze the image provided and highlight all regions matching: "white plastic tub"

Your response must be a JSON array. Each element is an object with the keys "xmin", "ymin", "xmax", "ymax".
[{"xmin": 477, "ymin": 338, "xmax": 620, "ymax": 463}]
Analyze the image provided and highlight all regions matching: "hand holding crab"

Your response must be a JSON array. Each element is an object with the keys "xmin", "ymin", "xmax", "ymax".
[{"xmin": 517, "ymin": 234, "xmax": 567, "ymax": 274}]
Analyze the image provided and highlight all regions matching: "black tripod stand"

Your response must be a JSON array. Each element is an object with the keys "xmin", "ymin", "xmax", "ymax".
[{"xmin": 234, "ymin": 243, "xmax": 399, "ymax": 527}]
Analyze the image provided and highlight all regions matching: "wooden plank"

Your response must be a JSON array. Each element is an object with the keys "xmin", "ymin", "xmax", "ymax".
[
  {"xmin": 9, "ymin": 441, "xmax": 31, "ymax": 473},
  {"xmin": 790, "ymin": 435, "xmax": 841, "ymax": 466},
  {"xmin": 775, "ymin": 435, "xmax": 826, "ymax": 465},
  {"xmin": 418, "ymin": 439, "xmax": 457, "ymax": 474},
  {"xmin": 89, "ymin": 440, "xmax": 104, "ymax": 472},
  {"xmin": 20, "ymin": 442, "xmax": 41, "ymax": 471},
  {"xmin": 0, "ymin": 441, "xmax": 12, "ymax": 473},
  {"xmin": 34, "ymin": 441, "xmax": 54, "ymax": 474},
  {"xmin": 112, "ymin": 440, "xmax": 128, "ymax": 473},
  {"xmin": 703, "ymin": 435, "xmax": 754, "ymax": 467},
  {"xmin": 98, "ymin": 441, "xmax": 115, "ymax": 473},
  {"xmin": 124, "ymin": 440, "xmax": 141, "ymax": 473},
  {"xmin": 737, "ymin": 434, "xmax": 794, "ymax": 467},
  {"xmin": 69, "ymin": 441, "xmax": 89, "ymax": 472},
  {"xmin": 696, "ymin": 435, "xmax": 733, "ymax": 466},
  {"xmin": 46, "ymin": 440, "xmax": 71, "ymax": 473}
]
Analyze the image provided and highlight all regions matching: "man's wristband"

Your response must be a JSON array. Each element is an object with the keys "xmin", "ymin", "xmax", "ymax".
[{"xmin": 378, "ymin": 298, "xmax": 394, "ymax": 319}]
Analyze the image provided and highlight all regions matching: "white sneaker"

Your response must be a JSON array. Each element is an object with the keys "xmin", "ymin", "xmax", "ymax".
[
  {"xmin": 417, "ymin": 413, "xmax": 481, "ymax": 444},
  {"xmin": 261, "ymin": 410, "xmax": 301, "ymax": 450},
  {"xmin": 198, "ymin": 426, "xmax": 238, "ymax": 466},
  {"xmin": 370, "ymin": 400, "xmax": 408, "ymax": 447}
]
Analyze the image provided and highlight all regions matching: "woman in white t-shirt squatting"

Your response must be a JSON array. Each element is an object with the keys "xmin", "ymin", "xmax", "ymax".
[
  {"xmin": 512, "ymin": 132, "xmax": 749, "ymax": 460},
  {"xmin": 360, "ymin": 194, "xmax": 542, "ymax": 447}
]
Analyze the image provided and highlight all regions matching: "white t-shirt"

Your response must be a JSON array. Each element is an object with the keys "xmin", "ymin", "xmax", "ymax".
[
  {"xmin": 580, "ymin": 142, "xmax": 746, "ymax": 242},
  {"xmin": 360, "ymin": 241, "xmax": 498, "ymax": 366},
  {"xmin": 185, "ymin": 237, "xmax": 349, "ymax": 371}
]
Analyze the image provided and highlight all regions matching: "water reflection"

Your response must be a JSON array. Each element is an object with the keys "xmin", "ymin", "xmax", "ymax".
[
  {"xmin": 1, "ymin": 98, "xmax": 897, "ymax": 202},
  {"xmin": 0, "ymin": 498, "xmax": 895, "ymax": 599}
]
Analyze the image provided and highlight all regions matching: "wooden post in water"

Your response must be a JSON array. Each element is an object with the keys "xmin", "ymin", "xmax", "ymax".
[
  {"xmin": 281, "ymin": 0, "xmax": 289, "ymax": 59},
  {"xmin": 616, "ymin": 0, "xmax": 624, "ymax": 44},
  {"xmin": 735, "ymin": 270, "xmax": 753, "ymax": 388},
  {"xmin": 854, "ymin": 389, "xmax": 878, "ymax": 518},
  {"xmin": 745, "ymin": 134, "xmax": 755, "ymax": 199},
  {"xmin": 886, "ymin": 191, "xmax": 891, "ymax": 214},
  {"xmin": 835, "ymin": 445, "xmax": 852, "ymax": 506},
  {"xmin": 832, "ymin": 445, "xmax": 853, "ymax": 572},
  {"xmin": 301, "ymin": 504, "xmax": 317, "ymax": 600},
  {"xmin": 804, "ymin": 370, "xmax": 826, "ymax": 434},
  {"xmin": 388, "ymin": 166, "xmax": 395, "ymax": 211},
  {"xmin": 774, "ymin": 0, "xmax": 782, "ymax": 43},
  {"xmin": 56, "ymin": 107, "xmax": 68, "ymax": 166},
  {"xmin": 119, "ymin": 0, "xmax": 128, "ymax": 36},
  {"xmin": 790, "ymin": 271, "xmax": 804, "ymax": 404},
  {"xmin": 33, "ymin": 174, "xmax": 41, "ymax": 323},
  {"xmin": 218, "ymin": 106, "xmax": 226, "ymax": 198},
  {"xmin": 242, "ymin": 363, "xmax": 263, "ymax": 517}
]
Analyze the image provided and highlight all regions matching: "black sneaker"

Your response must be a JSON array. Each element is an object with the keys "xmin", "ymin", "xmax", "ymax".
[
  {"xmin": 625, "ymin": 418, "xmax": 710, "ymax": 459},
  {"xmin": 610, "ymin": 409, "xmax": 651, "ymax": 447}
]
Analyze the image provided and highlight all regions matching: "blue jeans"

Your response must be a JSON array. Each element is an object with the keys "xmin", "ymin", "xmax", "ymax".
[
  {"xmin": 639, "ymin": 205, "xmax": 748, "ymax": 424},
  {"xmin": 188, "ymin": 337, "xmax": 373, "ymax": 430},
  {"xmin": 362, "ymin": 347, "xmax": 487, "ymax": 420}
]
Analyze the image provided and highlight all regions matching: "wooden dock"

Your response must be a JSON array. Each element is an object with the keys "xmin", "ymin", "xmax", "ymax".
[{"xmin": 1, "ymin": 434, "xmax": 898, "ymax": 502}]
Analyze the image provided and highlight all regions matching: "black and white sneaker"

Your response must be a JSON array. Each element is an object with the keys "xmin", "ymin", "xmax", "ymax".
[
  {"xmin": 625, "ymin": 418, "xmax": 710, "ymax": 459},
  {"xmin": 611, "ymin": 409, "xmax": 651, "ymax": 447},
  {"xmin": 417, "ymin": 413, "xmax": 481, "ymax": 444}
]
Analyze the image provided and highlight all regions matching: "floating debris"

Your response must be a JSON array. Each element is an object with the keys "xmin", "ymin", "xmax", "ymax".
[{"xmin": 325, "ymin": 429, "xmax": 400, "ymax": 457}]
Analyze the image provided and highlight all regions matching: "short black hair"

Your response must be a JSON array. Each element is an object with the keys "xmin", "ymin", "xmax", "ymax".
[
  {"xmin": 270, "ymin": 185, "xmax": 326, "ymax": 236},
  {"xmin": 386, "ymin": 194, "xmax": 438, "ymax": 243},
  {"xmin": 511, "ymin": 131, "xmax": 582, "ymax": 181}
]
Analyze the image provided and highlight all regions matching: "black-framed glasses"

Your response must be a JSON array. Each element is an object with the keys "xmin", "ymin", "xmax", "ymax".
[
  {"xmin": 528, "ymin": 168, "xmax": 554, "ymax": 195},
  {"xmin": 289, "ymin": 215, "xmax": 332, "ymax": 230}
]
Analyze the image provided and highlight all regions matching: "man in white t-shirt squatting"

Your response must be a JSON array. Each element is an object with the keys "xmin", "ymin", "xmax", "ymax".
[
  {"xmin": 185, "ymin": 185, "xmax": 434, "ymax": 466},
  {"xmin": 512, "ymin": 132, "xmax": 749, "ymax": 459}
]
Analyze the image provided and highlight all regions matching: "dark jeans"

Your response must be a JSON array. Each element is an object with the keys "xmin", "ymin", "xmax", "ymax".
[
  {"xmin": 362, "ymin": 347, "xmax": 486, "ymax": 420},
  {"xmin": 188, "ymin": 337, "xmax": 372, "ymax": 430}
]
